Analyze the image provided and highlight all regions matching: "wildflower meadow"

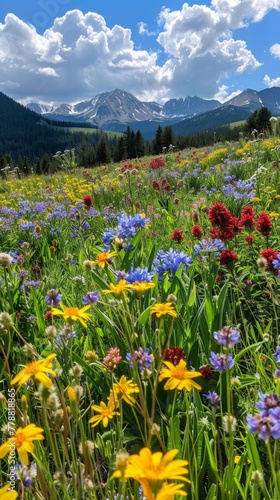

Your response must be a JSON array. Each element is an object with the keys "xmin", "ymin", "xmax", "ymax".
[{"xmin": 1, "ymin": 135, "xmax": 280, "ymax": 500}]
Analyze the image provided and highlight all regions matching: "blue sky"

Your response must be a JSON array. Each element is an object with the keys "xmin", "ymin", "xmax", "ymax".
[{"xmin": 0, "ymin": 0, "xmax": 279, "ymax": 105}]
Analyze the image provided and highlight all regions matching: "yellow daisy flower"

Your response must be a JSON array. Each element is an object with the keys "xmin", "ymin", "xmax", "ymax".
[
  {"xmin": 51, "ymin": 304, "xmax": 91, "ymax": 328},
  {"xmin": 158, "ymin": 359, "xmax": 202, "ymax": 391},
  {"xmin": 89, "ymin": 395, "xmax": 120, "ymax": 428},
  {"xmin": 150, "ymin": 302, "xmax": 177, "ymax": 318},
  {"xmin": 112, "ymin": 375, "xmax": 139, "ymax": 406},
  {"xmin": 103, "ymin": 279, "xmax": 132, "ymax": 298},
  {"xmin": 0, "ymin": 424, "xmax": 44, "ymax": 466},
  {"xmin": 0, "ymin": 484, "xmax": 18, "ymax": 500},
  {"xmin": 11, "ymin": 353, "xmax": 56, "ymax": 388},
  {"xmin": 91, "ymin": 250, "xmax": 117, "ymax": 268},
  {"xmin": 113, "ymin": 447, "xmax": 190, "ymax": 499},
  {"xmin": 130, "ymin": 281, "xmax": 155, "ymax": 297}
]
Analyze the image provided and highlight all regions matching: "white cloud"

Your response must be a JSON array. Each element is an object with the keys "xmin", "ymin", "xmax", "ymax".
[
  {"xmin": 270, "ymin": 43, "xmax": 280, "ymax": 58},
  {"xmin": 138, "ymin": 22, "xmax": 157, "ymax": 36},
  {"xmin": 0, "ymin": 3, "xmax": 279, "ymax": 105},
  {"xmin": 264, "ymin": 74, "xmax": 280, "ymax": 87}
]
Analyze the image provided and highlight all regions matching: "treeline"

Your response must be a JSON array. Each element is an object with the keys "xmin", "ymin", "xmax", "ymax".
[
  {"xmin": 0, "ymin": 87, "xmax": 279, "ymax": 175},
  {"xmin": 0, "ymin": 123, "xmax": 245, "ymax": 175}
]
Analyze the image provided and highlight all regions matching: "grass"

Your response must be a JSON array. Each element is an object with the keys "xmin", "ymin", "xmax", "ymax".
[{"xmin": 0, "ymin": 136, "xmax": 280, "ymax": 499}]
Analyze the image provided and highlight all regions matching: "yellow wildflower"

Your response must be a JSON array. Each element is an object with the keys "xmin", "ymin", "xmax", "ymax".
[
  {"xmin": 11, "ymin": 353, "xmax": 56, "ymax": 388},
  {"xmin": 150, "ymin": 302, "xmax": 177, "ymax": 318},
  {"xmin": 158, "ymin": 359, "xmax": 202, "ymax": 391},
  {"xmin": 51, "ymin": 304, "xmax": 91, "ymax": 328},
  {"xmin": 0, "ymin": 424, "xmax": 44, "ymax": 466}
]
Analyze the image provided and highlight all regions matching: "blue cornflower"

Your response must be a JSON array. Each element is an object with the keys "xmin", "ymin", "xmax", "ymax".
[
  {"xmin": 125, "ymin": 267, "xmax": 154, "ymax": 284},
  {"xmin": 18, "ymin": 200, "xmax": 31, "ymax": 215},
  {"xmin": 17, "ymin": 270, "xmax": 28, "ymax": 280},
  {"xmin": 273, "ymin": 346, "xmax": 280, "ymax": 363},
  {"xmin": 102, "ymin": 227, "xmax": 116, "ymax": 246},
  {"xmin": 126, "ymin": 347, "xmax": 153, "ymax": 372},
  {"xmin": 82, "ymin": 221, "xmax": 90, "ymax": 230},
  {"xmin": 246, "ymin": 413, "xmax": 280, "ymax": 441},
  {"xmin": 204, "ymin": 391, "xmax": 221, "ymax": 408},
  {"xmin": 50, "ymin": 204, "xmax": 67, "ymax": 218},
  {"xmin": 255, "ymin": 393, "xmax": 280, "ymax": 415},
  {"xmin": 213, "ymin": 326, "xmax": 240, "ymax": 348},
  {"xmin": 153, "ymin": 248, "xmax": 192, "ymax": 280},
  {"xmin": 32, "ymin": 202, "xmax": 50, "ymax": 214},
  {"xmin": 272, "ymin": 254, "xmax": 280, "ymax": 271},
  {"xmin": 82, "ymin": 291, "xmax": 99, "ymax": 305},
  {"xmin": 20, "ymin": 222, "xmax": 35, "ymax": 230},
  {"xmin": 23, "ymin": 280, "xmax": 42, "ymax": 288},
  {"xmin": 14, "ymin": 462, "xmax": 37, "ymax": 487},
  {"xmin": 209, "ymin": 352, "xmax": 235, "ymax": 372},
  {"xmin": 194, "ymin": 238, "xmax": 225, "ymax": 256},
  {"xmin": 27, "ymin": 316, "xmax": 37, "ymax": 324},
  {"xmin": 45, "ymin": 289, "xmax": 62, "ymax": 306}
]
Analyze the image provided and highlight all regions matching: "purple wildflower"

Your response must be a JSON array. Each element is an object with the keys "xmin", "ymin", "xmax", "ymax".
[
  {"xmin": 45, "ymin": 289, "xmax": 62, "ymax": 306},
  {"xmin": 213, "ymin": 326, "xmax": 240, "ymax": 348},
  {"xmin": 209, "ymin": 352, "xmax": 235, "ymax": 372},
  {"xmin": 273, "ymin": 346, "xmax": 280, "ymax": 363},
  {"xmin": 126, "ymin": 347, "xmax": 153, "ymax": 372},
  {"xmin": 204, "ymin": 391, "xmax": 221, "ymax": 408},
  {"xmin": 82, "ymin": 291, "xmax": 99, "ymax": 305}
]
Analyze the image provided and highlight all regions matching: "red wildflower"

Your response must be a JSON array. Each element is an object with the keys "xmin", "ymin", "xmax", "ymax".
[
  {"xmin": 215, "ymin": 272, "xmax": 224, "ymax": 284},
  {"xmin": 209, "ymin": 226, "xmax": 235, "ymax": 241},
  {"xmin": 220, "ymin": 249, "xmax": 238, "ymax": 266},
  {"xmin": 257, "ymin": 212, "xmax": 272, "ymax": 236},
  {"xmin": 163, "ymin": 347, "xmax": 186, "ymax": 366},
  {"xmin": 240, "ymin": 206, "xmax": 255, "ymax": 229},
  {"xmin": 230, "ymin": 217, "xmax": 241, "ymax": 234},
  {"xmin": 199, "ymin": 365, "xmax": 215, "ymax": 380},
  {"xmin": 191, "ymin": 225, "xmax": 203, "ymax": 238},
  {"xmin": 260, "ymin": 248, "xmax": 279, "ymax": 272},
  {"xmin": 149, "ymin": 157, "xmax": 166, "ymax": 169},
  {"xmin": 208, "ymin": 201, "xmax": 233, "ymax": 228},
  {"xmin": 45, "ymin": 311, "xmax": 52, "ymax": 321},
  {"xmin": 83, "ymin": 195, "xmax": 93, "ymax": 208},
  {"xmin": 170, "ymin": 229, "xmax": 184, "ymax": 243},
  {"xmin": 245, "ymin": 235, "xmax": 254, "ymax": 245},
  {"xmin": 152, "ymin": 180, "xmax": 160, "ymax": 190},
  {"xmin": 163, "ymin": 183, "xmax": 171, "ymax": 191}
]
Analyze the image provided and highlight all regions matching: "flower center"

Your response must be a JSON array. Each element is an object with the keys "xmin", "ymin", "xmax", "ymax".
[
  {"xmin": 170, "ymin": 366, "xmax": 186, "ymax": 380},
  {"xmin": 15, "ymin": 431, "xmax": 25, "ymax": 447},
  {"xmin": 65, "ymin": 307, "xmax": 79, "ymax": 316},
  {"xmin": 25, "ymin": 361, "xmax": 40, "ymax": 375}
]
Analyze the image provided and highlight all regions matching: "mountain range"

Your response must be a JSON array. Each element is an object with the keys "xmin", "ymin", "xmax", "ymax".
[{"xmin": 26, "ymin": 87, "xmax": 280, "ymax": 137}]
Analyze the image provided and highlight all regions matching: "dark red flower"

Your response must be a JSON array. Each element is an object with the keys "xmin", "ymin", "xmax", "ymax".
[
  {"xmin": 83, "ymin": 195, "xmax": 93, "ymax": 208},
  {"xmin": 163, "ymin": 347, "xmax": 186, "ymax": 365},
  {"xmin": 216, "ymin": 271, "xmax": 224, "ymax": 283},
  {"xmin": 152, "ymin": 180, "xmax": 160, "ymax": 190},
  {"xmin": 220, "ymin": 249, "xmax": 238, "ymax": 266},
  {"xmin": 45, "ymin": 311, "xmax": 52, "ymax": 321},
  {"xmin": 245, "ymin": 235, "xmax": 254, "ymax": 245},
  {"xmin": 260, "ymin": 248, "xmax": 279, "ymax": 272},
  {"xmin": 163, "ymin": 183, "xmax": 171, "ymax": 191},
  {"xmin": 230, "ymin": 217, "xmax": 241, "ymax": 234},
  {"xmin": 191, "ymin": 225, "xmax": 203, "ymax": 238},
  {"xmin": 149, "ymin": 157, "xmax": 166, "ymax": 169},
  {"xmin": 209, "ymin": 226, "xmax": 235, "ymax": 241},
  {"xmin": 257, "ymin": 212, "xmax": 272, "ymax": 236},
  {"xmin": 199, "ymin": 365, "xmax": 215, "ymax": 380},
  {"xmin": 170, "ymin": 229, "xmax": 184, "ymax": 243},
  {"xmin": 208, "ymin": 201, "xmax": 233, "ymax": 228},
  {"xmin": 240, "ymin": 206, "xmax": 255, "ymax": 229}
]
